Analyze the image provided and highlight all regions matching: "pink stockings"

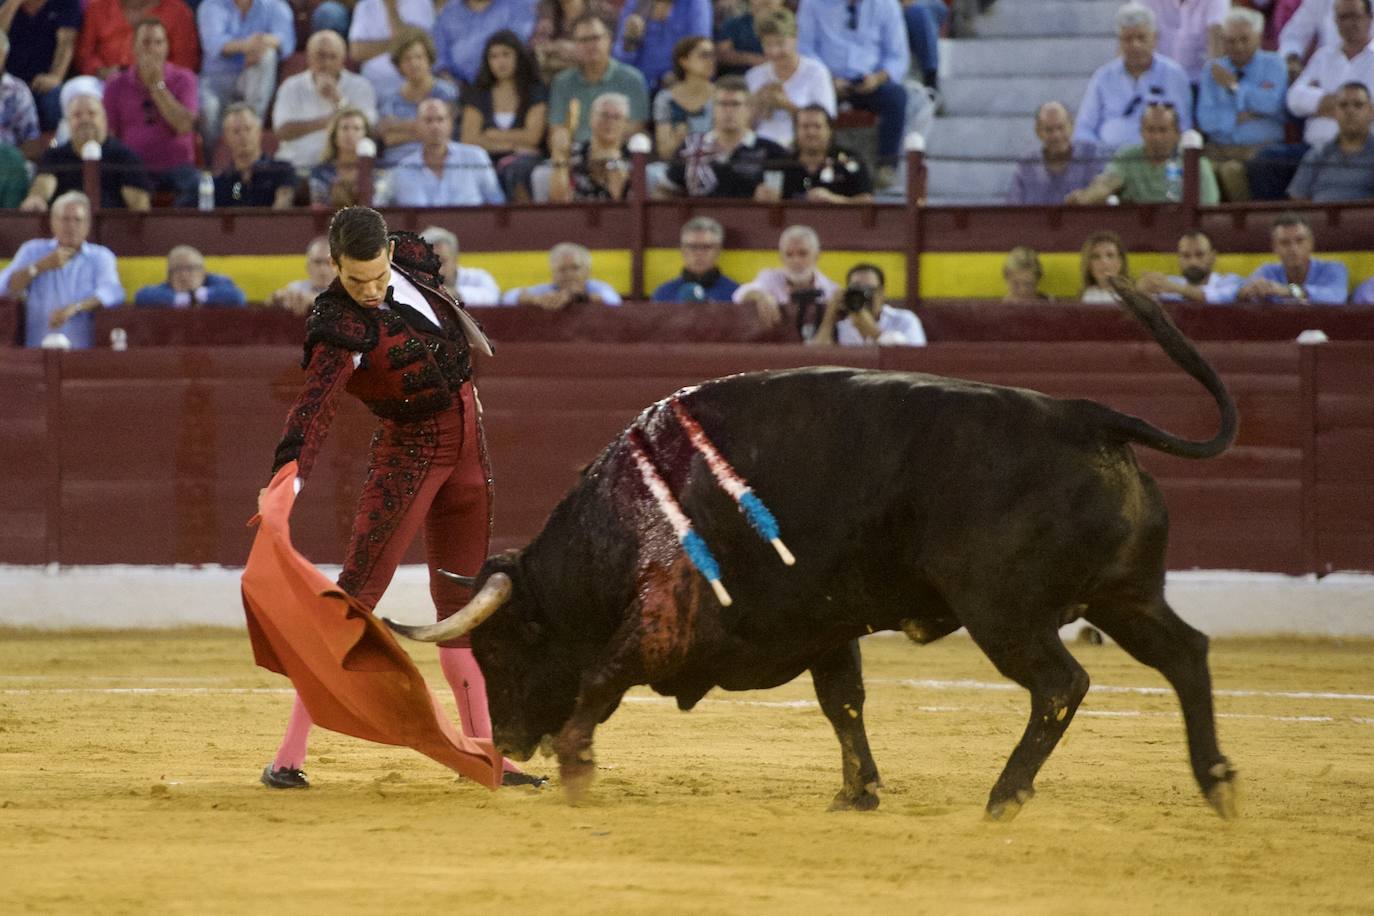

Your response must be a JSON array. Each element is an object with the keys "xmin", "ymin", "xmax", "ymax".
[{"xmin": 272, "ymin": 647, "xmax": 517, "ymax": 774}]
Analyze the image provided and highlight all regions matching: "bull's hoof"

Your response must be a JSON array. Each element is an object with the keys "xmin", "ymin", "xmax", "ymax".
[
  {"xmin": 828, "ymin": 783, "xmax": 881, "ymax": 812},
  {"xmin": 984, "ymin": 787, "xmax": 1034, "ymax": 822},
  {"xmin": 1205, "ymin": 775, "xmax": 1240, "ymax": 820},
  {"xmin": 558, "ymin": 758, "xmax": 596, "ymax": 803}
]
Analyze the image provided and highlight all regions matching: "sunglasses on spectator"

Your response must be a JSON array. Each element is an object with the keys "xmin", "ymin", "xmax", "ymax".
[{"xmin": 846, "ymin": 1, "xmax": 859, "ymax": 29}]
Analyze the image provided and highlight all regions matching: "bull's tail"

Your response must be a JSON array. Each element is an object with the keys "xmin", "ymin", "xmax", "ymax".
[{"xmin": 1090, "ymin": 276, "xmax": 1238, "ymax": 460}]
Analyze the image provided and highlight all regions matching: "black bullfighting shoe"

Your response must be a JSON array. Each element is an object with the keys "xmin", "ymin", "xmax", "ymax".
[
  {"xmin": 261, "ymin": 764, "xmax": 310, "ymax": 789},
  {"xmin": 502, "ymin": 771, "xmax": 549, "ymax": 788}
]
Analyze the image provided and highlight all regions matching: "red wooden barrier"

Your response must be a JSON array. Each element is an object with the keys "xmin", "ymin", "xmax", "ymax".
[{"xmin": 2, "ymin": 342, "xmax": 1370, "ymax": 574}]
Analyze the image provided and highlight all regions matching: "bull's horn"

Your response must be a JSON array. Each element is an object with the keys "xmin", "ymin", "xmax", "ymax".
[
  {"xmin": 437, "ymin": 568, "xmax": 477, "ymax": 588},
  {"xmin": 383, "ymin": 572, "xmax": 512, "ymax": 643}
]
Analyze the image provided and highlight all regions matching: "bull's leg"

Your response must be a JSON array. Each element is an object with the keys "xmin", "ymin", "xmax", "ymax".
[
  {"xmin": 551, "ymin": 672, "xmax": 633, "ymax": 803},
  {"xmin": 965, "ymin": 624, "xmax": 1091, "ymax": 822},
  {"xmin": 1085, "ymin": 599, "xmax": 1237, "ymax": 818},
  {"xmin": 810, "ymin": 639, "xmax": 881, "ymax": 812}
]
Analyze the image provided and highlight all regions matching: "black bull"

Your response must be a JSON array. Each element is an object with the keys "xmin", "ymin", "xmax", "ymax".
[{"xmin": 388, "ymin": 279, "xmax": 1240, "ymax": 821}]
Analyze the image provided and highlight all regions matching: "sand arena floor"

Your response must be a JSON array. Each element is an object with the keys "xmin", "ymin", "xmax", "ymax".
[{"xmin": 1, "ymin": 628, "xmax": 1372, "ymax": 915}]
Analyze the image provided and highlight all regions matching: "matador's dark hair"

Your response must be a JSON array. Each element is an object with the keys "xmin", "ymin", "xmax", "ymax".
[{"xmin": 328, "ymin": 207, "xmax": 389, "ymax": 263}]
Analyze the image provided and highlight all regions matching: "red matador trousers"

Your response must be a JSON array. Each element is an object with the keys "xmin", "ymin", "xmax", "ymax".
[{"xmin": 338, "ymin": 382, "xmax": 490, "ymax": 644}]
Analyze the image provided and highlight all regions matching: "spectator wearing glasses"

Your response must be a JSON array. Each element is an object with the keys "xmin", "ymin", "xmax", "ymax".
[
  {"xmin": 135, "ymin": 245, "xmax": 247, "ymax": 308},
  {"xmin": 501, "ymin": 241, "xmax": 623, "ymax": 308},
  {"xmin": 1068, "ymin": 101, "xmax": 1220, "ymax": 204},
  {"xmin": 1074, "ymin": 2, "xmax": 1192, "ymax": 152},
  {"xmin": 657, "ymin": 75, "xmax": 788, "ymax": 199},
  {"xmin": 102, "ymin": 19, "xmax": 200, "ymax": 208},
  {"xmin": 1195, "ymin": 7, "xmax": 1288, "ymax": 202},
  {"xmin": 1009, "ymin": 102, "xmax": 1102, "ymax": 204},
  {"xmin": 212, "ymin": 103, "xmax": 298, "ymax": 208},
  {"xmin": 544, "ymin": 91, "xmax": 633, "ymax": 201},
  {"xmin": 1288, "ymin": 82, "xmax": 1374, "ymax": 200},
  {"xmin": 548, "ymin": 13, "xmax": 650, "ymax": 146},
  {"xmin": 612, "ymin": 0, "xmax": 712, "ymax": 93},
  {"xmin": 651, "ymin": 216, "xmax": 740, "ymax": 302},
  {"xmin": 797, "ymin": 0, "xmax": 910, "ymax": 182},
  {"xmin": 272, "ymin": 30, "xmax": 378, "ymax": 171},
  {"xmin": 653, "ymin": 36, "xmax": 716, "ymax": 160},
  {"xmin": 746, "ymin": 7, "xmax": 835, "ymax": 149}
]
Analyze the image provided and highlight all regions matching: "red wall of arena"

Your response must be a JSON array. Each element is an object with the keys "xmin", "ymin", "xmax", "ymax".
[{"xmin": 2, "ymin": 339, "xmax": 1371, "ymax": 574}]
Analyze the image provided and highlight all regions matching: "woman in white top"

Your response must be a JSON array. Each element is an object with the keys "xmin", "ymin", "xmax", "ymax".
[{"xmin": 1080, "ymin": 230, "xmax": 1130, "ymax": 303}]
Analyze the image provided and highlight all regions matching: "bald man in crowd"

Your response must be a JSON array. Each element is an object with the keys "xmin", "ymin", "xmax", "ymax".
[{"xmin": 1008, "ymin": 102, "xmax": 1103, "ymax": 204}]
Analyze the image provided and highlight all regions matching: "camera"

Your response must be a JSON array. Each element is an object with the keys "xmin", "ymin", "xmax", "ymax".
[
  {"xmin": 842, "ymin": 287, "xmax": 875, "ymax": 315},
  {"xmin": 789, "ymin": 288, "xmax": 824, "ymax": 307},
  {"xmin": 567, "ymin": 291, "xmax": 591, "ymax": 305}
]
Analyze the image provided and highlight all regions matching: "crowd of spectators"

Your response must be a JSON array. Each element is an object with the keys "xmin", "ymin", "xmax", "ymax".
[
  {"xmin": 2, "ymin": 0, "xmax": 938, "ymax": 215},
  {"xmin": 1009, "ymin": 0, "xmax": 1374, "ymax": 206}
]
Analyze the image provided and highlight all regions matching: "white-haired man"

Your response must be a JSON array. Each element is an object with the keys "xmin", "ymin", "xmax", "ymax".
[
  {"xmin": 0, "ymin": 191, "xmax": 124, "ymax": 348},
  {"xmin": 1074, "ymin": 2, "xmax": 1193, "ymax": 151},
  {"xmin": 732, "ymin": 223, "xmax": 838, "ymax": 337},
  {"xmin": 134, "ymin": 245, "xmax": 247, "ymax": 308},
  {"xmin": 419, "ymin": 226, "xmax": 501, "ymax": 306},
  {"xmin": 271, "ymin": 30, "xmax": 377, "ymax": 169},
  {"xmin": 20, "ymin": 93, "xmax": 152, "ymax": 211},
  {"xmin": 501, "ymin": 242, "xmax": 622, "ymax": 310}
]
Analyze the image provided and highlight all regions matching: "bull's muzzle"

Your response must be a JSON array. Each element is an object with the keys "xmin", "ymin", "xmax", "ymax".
[{"xmin": 383, "ymin": 572, "xmax": 512, "ymax": 642}]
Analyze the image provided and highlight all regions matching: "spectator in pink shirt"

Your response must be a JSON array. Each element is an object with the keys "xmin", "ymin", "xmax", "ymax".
[
  {"xmin": 732, "ymin": 223, "xmax": 839, "ymax": 339},
  {"xmin": 103, "ymin": 18, "xmax": 200, "ymax": 206}
]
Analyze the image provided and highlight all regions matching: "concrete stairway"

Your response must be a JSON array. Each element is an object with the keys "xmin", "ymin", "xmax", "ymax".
[{"xmin": 926, "ymin": 0, "xmax": 1121, "ymax": 205}]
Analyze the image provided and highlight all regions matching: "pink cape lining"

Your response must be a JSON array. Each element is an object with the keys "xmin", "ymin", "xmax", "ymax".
[{"xmin": 240, "ymin": 460, "xmax": 502, "ymax": 789}]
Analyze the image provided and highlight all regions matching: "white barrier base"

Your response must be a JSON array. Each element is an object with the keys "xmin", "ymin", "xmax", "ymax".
[{"xmin": 1, "ymin": 565, "xmax": 1372, "ymax": 637}]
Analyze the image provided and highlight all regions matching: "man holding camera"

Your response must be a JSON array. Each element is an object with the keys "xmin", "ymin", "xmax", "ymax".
[{"xmin": 810, "ymin": 263, "xmax": 926, "ymax": 346}]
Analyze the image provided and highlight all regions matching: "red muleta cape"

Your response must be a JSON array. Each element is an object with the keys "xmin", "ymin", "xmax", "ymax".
[{"xmin": 240, "ymin": 461, "xmax": 502, "ymax": 789}]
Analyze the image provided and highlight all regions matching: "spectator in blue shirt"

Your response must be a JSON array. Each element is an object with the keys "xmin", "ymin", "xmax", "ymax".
[
  {"xmin": 651, "ymin": 217, "xmax": 741, "ymax": 302},
  {"xmin": 1074, "ymin": 2, "xmax": 1192, "ymax": 152},
  {"xmin": 797, "ymin": 0, "xmax": 910, "ymax": 178},
  {"xmin": 1237, "ymin": 213, "xmax": 1350, "ymax": 304},
  {"xmin": 1135, "ymin": 230, "xmax": 1243, "ymax": 304},
  {"xmin": 1196, "ymin": 7, "xmax": 1288, "ymax": 201},
  {"xmin": 135, "ymin": 245, "xmax": 247, "ymax": 308},
  {"xmin": 387, "ymin": 98, "xmax": 505, "ymax": 206},
  {"xmin": 501, "ymin": 241, "xmax": 622, "ymax": 307},
  {"xmin": 433, "ymin": 0, "xmax": 539, "ymax": 86},
  {"xmin": 197, "ymin": 0, "xmax": 296, "ymax": 150},
  {"xmin": 0, "ymin": 191, "xmax": 124, "ymax": 349},
  {"xmin": 1008, "ymin": 102, "xmax": 1103, "ymax": 204},
  {"xmin": 612, "ymin": 0, "xmax": 712, "ymax": 93}
]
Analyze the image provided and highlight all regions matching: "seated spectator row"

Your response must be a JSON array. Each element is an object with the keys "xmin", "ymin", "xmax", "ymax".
[
  {"xmin": 4, "ymin": 0, "xmax": 949, "ymax": 211},
  {"xmin": 1009, "ymin": 0, "xmax": 1374, "ymax": 207},
  {"xmin": 1002, "ymin": 212, "xmax": 1372, "ymax": 305},
  {"xmin": 6, "ymin": 191, "xmax": 1372, "ymax": 355}
]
